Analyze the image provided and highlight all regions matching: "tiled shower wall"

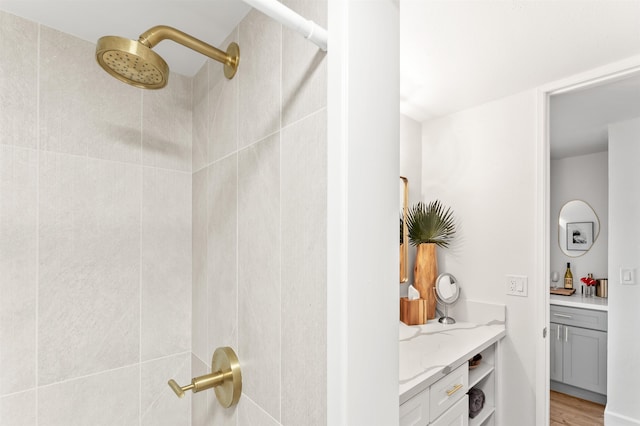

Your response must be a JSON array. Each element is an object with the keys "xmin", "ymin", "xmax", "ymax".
[
  {"xmin": 190, "ymin": 2, "xmax": 327, "ymax": 426},
  {"xmin": 0, "ymin": 10, "xmax": 193, "ymax": 425}
]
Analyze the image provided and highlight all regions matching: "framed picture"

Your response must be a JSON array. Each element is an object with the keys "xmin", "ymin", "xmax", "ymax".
[{"xmin": 567, "ymin": 222, "xmax": 594, "ymax": 251}]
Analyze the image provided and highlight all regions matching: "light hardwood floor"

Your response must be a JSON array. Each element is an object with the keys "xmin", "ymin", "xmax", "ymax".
[{"xmin": 550, "ymin": 391, "xmax": 605, "ymax": 426}]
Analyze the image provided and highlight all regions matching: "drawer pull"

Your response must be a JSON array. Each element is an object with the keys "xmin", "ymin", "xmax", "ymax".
[
  {"xmin": 557, "ymin": 324, "xmax": 560, "ymax": 341},
  {"xmin": 553, "ymin": 313, "xmax": 572, "ymax": 319},
  {"xmin": 445, "ymin": 383, "xmax": 463, "ymax": 396}
]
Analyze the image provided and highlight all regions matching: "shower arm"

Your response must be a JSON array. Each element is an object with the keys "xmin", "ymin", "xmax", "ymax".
[{"xmin": 138, "ymin": 25, "xmax": 238, "ymax": 69}]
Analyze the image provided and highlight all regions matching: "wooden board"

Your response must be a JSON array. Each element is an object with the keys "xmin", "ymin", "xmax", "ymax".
[{"xmin": 550, "ymin": 288, "xmax": 576, "ymax": 296}]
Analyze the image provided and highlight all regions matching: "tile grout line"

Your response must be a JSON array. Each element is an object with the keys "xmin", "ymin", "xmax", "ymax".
[
  {"xmin": 139, "ymin": 87, "xmax": 144, "ymax": 426},
  {"xmin": 35, "ymin": 21, "xmax": 41, "ymax": 426},
  {"xmin": 278, "ymin": 18, "xmax": 284, "ymax": 424}
]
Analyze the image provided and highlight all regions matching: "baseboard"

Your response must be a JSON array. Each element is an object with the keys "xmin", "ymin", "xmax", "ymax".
[
  {"xmin": 550, "ymin": 380, "xmax": 606, "ymax": 405},
  {"xmin": 604, "ymin": 408, "xmax": 640, "ymax": 426}
]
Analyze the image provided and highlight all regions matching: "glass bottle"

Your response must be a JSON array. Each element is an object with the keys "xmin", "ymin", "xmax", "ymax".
[{"xmin": 564, "ymin": 262, "xmax": 573, "ymax": 290}]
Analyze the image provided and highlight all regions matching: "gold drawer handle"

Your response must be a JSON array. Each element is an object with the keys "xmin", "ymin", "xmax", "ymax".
[{"xmin": 446, "ymin": 383, "xmax": 463, "ymax": 396}]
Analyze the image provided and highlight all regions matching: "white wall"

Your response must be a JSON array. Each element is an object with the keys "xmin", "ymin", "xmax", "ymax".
[
  {"xmin": 327, "ymin": 0, "xmax": 399, "ymax": 424},
  {"xmin": 422, "ymin": 91, "xmax": 540, "ymax": 425},
  {"xmin": 606, "ymin": 117, "xmax": 640, "ymax": 425},
  {"xmin": 400, "ymin": 114, "xmax": 422, "ymax": 293},
  {"xmin": 550, "ymin": 152, "xmax": 608, "ymax": 285}
]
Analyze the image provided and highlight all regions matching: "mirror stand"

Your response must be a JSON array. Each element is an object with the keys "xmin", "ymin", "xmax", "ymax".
[
  {"xmin": 439, "ymin": 304, "xmax": 456, "ymax": 324},
  {"xmin": 435, "ymin": 273, "xmax": 460, "ymax": 324}
]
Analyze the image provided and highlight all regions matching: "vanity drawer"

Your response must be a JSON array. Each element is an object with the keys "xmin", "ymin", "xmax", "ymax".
[
  {"xmin": 400, "ymin": 387, "xmax": 430, "ymax": 426},
  {"xmin": 430, "ymin": 394, "xmax": 468, "ymax": 426},
  {"xmin": 429, "ymin": 363, "xmax": 469, "ymax": 422},
  {"xmin": 550, "ymin": 305, "xmax": 607, "ymax": 331}
]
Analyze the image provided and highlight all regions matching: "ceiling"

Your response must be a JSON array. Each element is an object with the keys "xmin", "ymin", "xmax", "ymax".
[
  {"xmin": 550, "ymin": 73, "xmax": 640, "ymax": 159},
  {"xmin": 400, "ymin": 0, "xmax": 640, "ymax": 159},
  {"xmin": 0, "ymin": 0, "xmax": 251, "ymax": 77},
  {"xmin": 2, "ymin": 0, "xmax": 639, "ymax": 159}
]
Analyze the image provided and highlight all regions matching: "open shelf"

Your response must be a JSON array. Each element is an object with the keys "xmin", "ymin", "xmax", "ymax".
[
  {"xmin": 469, "ymin": 361, "xmax": 494, "ymax": 388},
  {"xmin": 468, "ymin": 344, "xmax": 496, "ymax": 426},
  {"xmin": 469, "ymin": 406, "xmax": 495, "ymax": 426}
]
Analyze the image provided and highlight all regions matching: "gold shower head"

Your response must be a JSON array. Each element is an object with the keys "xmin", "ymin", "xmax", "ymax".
[{"xmin": 96, "ymin": 25, "xmax": 239, "ymax": 89}]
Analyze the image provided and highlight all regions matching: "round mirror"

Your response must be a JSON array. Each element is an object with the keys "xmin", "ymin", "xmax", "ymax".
[
  {"xmin": 435, "ymin": 273, "xmax": 460, "ymax": 324},
  {"xmin": 558, "ymin": 200, "xmax": 600, "ymax": 257}
]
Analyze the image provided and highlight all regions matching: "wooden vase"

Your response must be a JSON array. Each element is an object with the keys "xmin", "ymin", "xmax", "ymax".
[{"xmin": 414, "ymin": 243, "xmax": 438, "ymax": 319}]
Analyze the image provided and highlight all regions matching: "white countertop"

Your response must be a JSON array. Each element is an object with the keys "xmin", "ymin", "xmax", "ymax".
[
  {"xmin": 549, "ymin": 290, "xmax": 608, "ymax": 311},
  {"xmin": 399, "ymin": 319, "xmax": 506, "ymax": 404}
]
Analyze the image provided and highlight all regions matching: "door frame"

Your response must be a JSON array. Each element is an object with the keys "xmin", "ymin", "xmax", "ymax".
[{"xmin": 534, "ymin": 55, "xmax": 640, "ymax": 426}]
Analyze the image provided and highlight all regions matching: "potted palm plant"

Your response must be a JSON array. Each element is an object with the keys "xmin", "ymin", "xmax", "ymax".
[{"xmin": 406, "ymin": 200, "xmax": 456, "ymax": 319}]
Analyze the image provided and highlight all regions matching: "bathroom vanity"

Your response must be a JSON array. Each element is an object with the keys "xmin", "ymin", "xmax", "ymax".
[
  {"xmin": 399, "ymin": 302, "xmax": 506, "ymax": 426},
  {"xmin": 550, "ymin": 293, "xmax": 608, "ymax": 404}
]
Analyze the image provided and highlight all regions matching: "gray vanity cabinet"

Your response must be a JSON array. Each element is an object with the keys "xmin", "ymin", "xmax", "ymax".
[{"xmin": 550, "ymin": 305, "xmax": 607, "ymax": 397}]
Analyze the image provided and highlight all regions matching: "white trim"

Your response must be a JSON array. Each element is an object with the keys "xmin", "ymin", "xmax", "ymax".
[
  {"xmin": 605, "ymin": 408, "xmax": 640, "ymax": 426},
  {"xmin": 327, "ymin": 0, "xmax": 349, "ymax": 423},
  {"xmin": 535, "ymin": 53, "xmax": 640, "ymax": 426}
]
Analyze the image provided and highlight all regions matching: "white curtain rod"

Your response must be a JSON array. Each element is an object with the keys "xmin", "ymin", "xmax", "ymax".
[{"xmin": 242, "ymin": 0, "xmax": 328, "ymax": 51}]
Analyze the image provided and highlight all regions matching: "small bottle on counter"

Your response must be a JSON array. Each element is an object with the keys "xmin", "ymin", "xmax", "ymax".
[{"xmin": 564, "ymin": 262, "xmax": 573, "ymax": 289}]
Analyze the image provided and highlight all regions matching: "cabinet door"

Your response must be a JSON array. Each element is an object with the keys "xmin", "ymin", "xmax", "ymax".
[
  {"xmin": 400, "ymin": 388, "xmax": 430, "ymax": 426},
  {"xmin": 550, "ymin": 323, "xmax": 563, "ymax": 382},
  {"xmin": 563, "ymin": 326, "xmax": 607, "ymax": 394}
]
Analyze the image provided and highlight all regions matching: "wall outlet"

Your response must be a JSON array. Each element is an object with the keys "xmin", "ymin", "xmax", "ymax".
[{"xmin": 506, "ymin": 275, "xmax": 528, "ymax": 297}]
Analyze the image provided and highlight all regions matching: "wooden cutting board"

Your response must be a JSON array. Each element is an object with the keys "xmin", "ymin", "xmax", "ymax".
[{"xmin": 550, "ymin": 287, "xmax": 576, "ymax": 296}]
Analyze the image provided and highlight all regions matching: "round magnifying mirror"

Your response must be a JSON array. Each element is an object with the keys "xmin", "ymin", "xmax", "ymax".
[
  {"xmin": 435, "ymin": 273, "xmax": 460, "ymax": 324},
  {"xmin": 558, "ymin": 200, "xmax": 600, "ymax": 257}
]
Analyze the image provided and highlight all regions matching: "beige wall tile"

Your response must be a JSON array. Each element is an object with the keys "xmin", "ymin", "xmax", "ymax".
[
  {"xmin": 238, "ymin": 134, "xmax": 280, "ymax": 420},
  {"xmin": 207, "ymin": 155, "xmax": 238, "ymax": 357},
  {"xmin": 38, "ymin": 366, "xmax": 139, "ymax": 426},
  {"xmin": 0, "ymin": 390, "xmax": 36, "ymax": 426},
  {"xmin": 39, "ymin": 26, "xmax": 142, "ymax": 162},
  {"xmin": 141, "ymin": 353, "xmax": 191, "ymax": 426},
  {"xmin": 142, "ymin": 168, "xmax": 191, "ymax": 361},
  {"xmin": 238, "ymin": 10, "xmax": 281, "ymax": 148},
  {"xmin": 0, "ymin": 146, "xmax": 37, "ymax": 395},
  {"xmin": 0, "ymin": 11, "xmax": 37, "ymax": 149},
  {"xmin": 193, "ymin": 62, "xmax": 209, "ymax": 172},
  {"xmin": 208, "ymin": 30, "xmax": 239, "ymax": 163},
  {"xmin": 281, "ymin": 110, "xmax": 327, "ymax": 425},
  {"xmin": 38, "ymin": 153, "xmax": 140, "ymax": 384},
  {"xmin": 281, "ymin": 0, "xmax": 328, "ymax": 127},
  {"xmin": 238, "ymin": 397, "xmax": 280, "ymax": 426},
  {"xmin": 193, "ymin": 168, "xmax": 209, "ymax": 362},
  {"xmin": 143, "ymin": 73, "xmax": 192, "ymax": 171}
]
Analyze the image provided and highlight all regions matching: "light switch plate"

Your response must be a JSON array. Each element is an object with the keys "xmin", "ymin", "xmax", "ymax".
[
  {"xmin": 506, "ymin": 275, "xmax": 528, "ymax": 297},
  {"xmin": 620, "ymin": 268, "xmax": 636, "ymax": 285}
]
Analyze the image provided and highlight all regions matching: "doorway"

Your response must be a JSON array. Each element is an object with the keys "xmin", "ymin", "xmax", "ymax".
[{"xmin": 537, "ymin": 60, "xmax": 640, "ymax": 425}]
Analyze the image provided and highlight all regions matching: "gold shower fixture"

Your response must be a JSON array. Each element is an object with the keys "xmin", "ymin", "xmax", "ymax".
[
  {"xmin": 168, "ymin": 346, "xmax": 242, "ymax": 408},
  {"xmin": 96, "ymin": 25, "xmax": 240, "ymax": 89}
]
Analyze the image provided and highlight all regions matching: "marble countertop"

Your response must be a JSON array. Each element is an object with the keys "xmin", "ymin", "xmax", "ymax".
[
  {"xmin": 399, "ymin": 319, "xmax": 506, "ymax": 404},
  {"xmin": 549, "ymin": 290, "xmax": 608, "ymax": 311}
]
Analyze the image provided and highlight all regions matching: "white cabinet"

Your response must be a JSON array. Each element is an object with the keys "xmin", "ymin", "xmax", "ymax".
[
  {"xmin": 400, "ymin": 387, "xmax": 430, "ymax": 426},
  {"xmin": 430, "ymin": 364, "xmax": 468, "ymax": 422},
  {"xmin": 468, "ymin": 344, "xmax": 496, "ymax": 426},
  {"xmin": 431, "ymin": 396, "xmax": 468, "ymax": 426},
  {"xmin": 400, "ymin": 364, "xmax": 467, "ymax": 426},
  {"xmin": 400, "ymin": 343, "xmax": 499, "ymax": 426}
]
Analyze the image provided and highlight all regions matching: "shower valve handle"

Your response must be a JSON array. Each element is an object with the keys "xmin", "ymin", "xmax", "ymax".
[{"xmin": 167, "ymin": 346, "xmax": 242, "ymax": 408}]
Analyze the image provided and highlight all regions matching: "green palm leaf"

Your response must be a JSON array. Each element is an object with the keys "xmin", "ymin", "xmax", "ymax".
[{"xmin": 406, "ymin": 200, "xmax": 456, "ymax": 248}]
